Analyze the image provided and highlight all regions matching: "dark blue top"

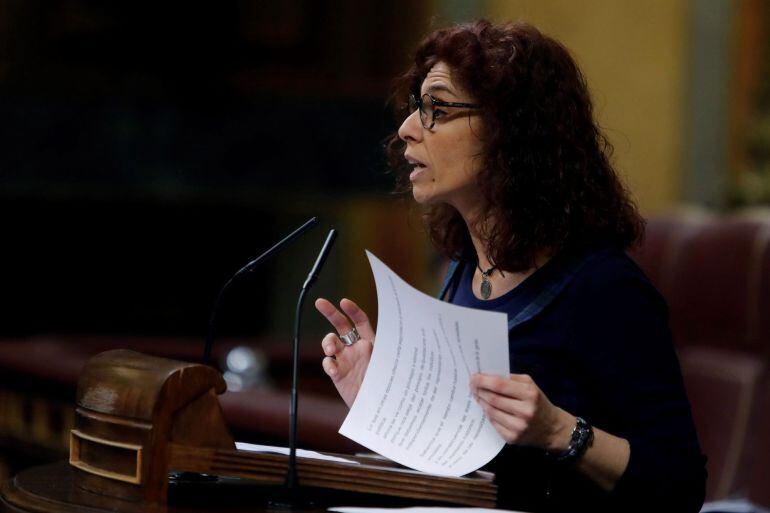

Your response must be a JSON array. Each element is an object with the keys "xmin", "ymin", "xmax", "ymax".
[{"xmin": 442, "ymin": 247, "xmax": 707, "ymax": 513}]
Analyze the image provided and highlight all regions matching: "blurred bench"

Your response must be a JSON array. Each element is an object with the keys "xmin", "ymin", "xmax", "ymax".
[
  {"xmin": 0, "ymin": 335, "xmax": 361, "ymax": 482},
  {"xmin": 630, "ymin": 208, "xmax": 770, "ymax": 503}
]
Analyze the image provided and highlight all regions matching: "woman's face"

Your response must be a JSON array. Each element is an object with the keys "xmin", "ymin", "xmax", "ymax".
[{"xmin": 398, "ymin": 61, "xmax": 485, "ymax": 211}]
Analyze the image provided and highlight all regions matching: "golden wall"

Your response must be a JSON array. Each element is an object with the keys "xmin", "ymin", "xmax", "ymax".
[{"xmin": 483, "ymin": 0, "xmax": 689, "ymax": 214}]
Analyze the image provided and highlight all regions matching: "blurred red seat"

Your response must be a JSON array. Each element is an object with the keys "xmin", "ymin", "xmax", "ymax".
[
  {"xmin": 669, "ymin": 214, "xmax": 770, "ymax": 357},
  {"xmin": 679, "ymin": 346, "xmax": 766, "ymax": 499},
  {"xmin": 629, "ymin": 208, "xmax": 712, "ymax": 303},
  {"xmin": 631, "ymin": 209, "xmax": 770, "ymax": 501},
  {"xmin": 747, "ymin": 377, "xmax": 770, "ymax": 507}
]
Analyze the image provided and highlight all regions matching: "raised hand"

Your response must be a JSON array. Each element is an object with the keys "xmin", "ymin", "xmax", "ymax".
[{"xmin": 314, "ymin": 298, "xmax": 375, "ymax": 408}]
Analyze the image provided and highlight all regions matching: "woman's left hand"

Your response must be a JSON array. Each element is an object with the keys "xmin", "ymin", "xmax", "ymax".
[{"xmin": 470, "ymin": 373, "xmax": 576, "ymax": 452}]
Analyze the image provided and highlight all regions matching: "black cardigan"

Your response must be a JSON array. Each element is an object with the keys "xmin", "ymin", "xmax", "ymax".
[{"xmin": 442, "ymin": 247, "xmax": 707, "ymax": 513}]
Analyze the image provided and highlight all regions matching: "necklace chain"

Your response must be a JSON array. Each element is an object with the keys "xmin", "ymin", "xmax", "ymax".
[{"xmin": 476, "ymin": 262, "xmax": 496, "ymax": 276}]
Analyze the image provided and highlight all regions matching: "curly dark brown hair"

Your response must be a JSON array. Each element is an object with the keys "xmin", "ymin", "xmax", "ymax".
[{"xmin": 386, "ymin": 20, "xmax": 645, "ymax": 272}]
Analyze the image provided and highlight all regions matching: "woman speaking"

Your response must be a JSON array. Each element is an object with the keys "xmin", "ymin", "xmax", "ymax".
[{"xmin": 315, "ymin": 21, "xmax": 706, "ymax": 512}]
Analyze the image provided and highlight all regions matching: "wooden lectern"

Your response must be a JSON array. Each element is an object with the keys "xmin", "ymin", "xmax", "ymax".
[{"xmin": 1, "ymin": 350, "xmax": 497, "ymax": 512}]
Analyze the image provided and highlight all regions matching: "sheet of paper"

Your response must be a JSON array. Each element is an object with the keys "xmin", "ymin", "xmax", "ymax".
[
  {"xmin": 330, "ymin": 508, "xmax": 527, "ymax": 513},
  {"xmin": 700, "ymin": 499, "xmax": 770, "ymax": 513},
  {"xmin": 339, "ymin": 251, "xmax": 509, "ymax": 477},
  {"xmin": 235, "ymin": 442, "xmax": 359, "ymax": 465}
]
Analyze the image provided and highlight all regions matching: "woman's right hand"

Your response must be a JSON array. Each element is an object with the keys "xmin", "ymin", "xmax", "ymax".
[{"xmin": 314, "ymin": 298, "xmax": 374, "ymax": 408}]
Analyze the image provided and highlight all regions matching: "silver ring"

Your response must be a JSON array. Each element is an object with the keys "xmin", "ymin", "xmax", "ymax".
[{"xmin": 340, "ymin": 327, "xmax": 360, "ymax": 346}]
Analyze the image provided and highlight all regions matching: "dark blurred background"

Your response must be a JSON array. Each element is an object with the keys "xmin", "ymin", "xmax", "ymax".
[
  {"xmin": 3, "ymin": 0, "xmax": 770, "ymax": 340},
  {"xmin": 0, "ymin": 0, "xmax": 436, "ymax": 339}
]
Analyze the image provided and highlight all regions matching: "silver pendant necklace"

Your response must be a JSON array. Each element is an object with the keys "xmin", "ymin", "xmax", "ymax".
[{"xmin": 477, "ymin": 262, "xmax": 497, "ymax": 300}]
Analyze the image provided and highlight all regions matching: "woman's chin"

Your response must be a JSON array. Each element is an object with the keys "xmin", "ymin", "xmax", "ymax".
[{"xmin": 411, "ymin": 187, "xmax": 436, "ymax": 205}]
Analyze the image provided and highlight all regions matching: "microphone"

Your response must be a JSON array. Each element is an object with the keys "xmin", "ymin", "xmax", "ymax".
[
  {"xmin": 286, "ymin": 229, "xmax": 337, "ymax": 492},
  {"xmin": 202, "ymin": 217, "xmax": 318, "ymax": 366},
  {"xmin": 302, "ymin": 229, "xmax": 338, "ymax": 290}
]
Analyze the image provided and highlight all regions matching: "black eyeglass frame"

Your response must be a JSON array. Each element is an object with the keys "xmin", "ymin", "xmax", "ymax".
[{"xmin": 408, "ymin": 93, "xmax": 481, "ymax": 130}]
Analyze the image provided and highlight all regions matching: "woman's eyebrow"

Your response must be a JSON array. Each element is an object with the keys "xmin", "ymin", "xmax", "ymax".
[{"xmin": 425, "ymin": 83, "xmax": 456, "ymax": 96}]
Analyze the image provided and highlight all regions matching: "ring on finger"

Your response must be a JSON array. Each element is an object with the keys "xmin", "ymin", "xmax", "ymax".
[{"xmin": 340, "ymin": 327, "xmax": 361, "ymax": 346}]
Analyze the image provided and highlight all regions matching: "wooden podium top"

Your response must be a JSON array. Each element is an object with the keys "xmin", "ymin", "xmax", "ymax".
[
  {"xmin": 2, "ymin": 350, "xmax": 498, "ymax": 511},
  {"xmin": 0, "ymin": 461, "xmax": 340, "ymax": 512},
  {"xmin": 2, "ymin": 462, "xmax": 487, "ymax": 513}
]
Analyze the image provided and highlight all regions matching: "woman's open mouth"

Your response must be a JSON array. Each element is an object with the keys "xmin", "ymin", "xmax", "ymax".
[{"xmin": 405, "ymin": 154, "xmax": 427, "ymax": 181}]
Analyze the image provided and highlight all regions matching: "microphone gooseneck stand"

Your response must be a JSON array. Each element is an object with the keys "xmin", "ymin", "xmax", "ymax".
[
  {"xmin": 282, "ymin": 229, "xmax": 337, "ymax": 507},
  {"xmin": 202, "ymin": 217, "xmax": 318, "ymax": 366},
  {"xmin": 175, "ymin": 217, "xmax": 318, "ymax": 491},
  {"xmin": 197, "ymin": 217, "xmax": 337, "ymax": 508}
]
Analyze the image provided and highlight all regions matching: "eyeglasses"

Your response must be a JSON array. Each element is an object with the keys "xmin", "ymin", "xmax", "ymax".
[{"xmin": 408, "ymin": 93, "xmax": 481, "ymax": 130}]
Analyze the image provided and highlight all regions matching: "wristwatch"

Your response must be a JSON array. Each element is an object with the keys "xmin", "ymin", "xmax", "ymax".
[{"xmin": 554, "ymin": 416, "xmax": 594, "ymax": 463}]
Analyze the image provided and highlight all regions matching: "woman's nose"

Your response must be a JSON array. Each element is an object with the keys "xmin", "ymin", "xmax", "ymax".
[{"xmin": 398, "ymin": 110, "xmax": 423, "ymax": 143}]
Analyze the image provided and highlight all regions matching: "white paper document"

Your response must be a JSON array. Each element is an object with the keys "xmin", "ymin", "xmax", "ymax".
[
  {"xmin": 235, "ymin": 442, "xmax": 359, "ymax": 465},
  {"xmin": 339, "ymin": 251, "xmax": 509, "ymax": 477},
  {"xmin": 330, "ymin": 508, "xmax": 527, "ymax": 513}
]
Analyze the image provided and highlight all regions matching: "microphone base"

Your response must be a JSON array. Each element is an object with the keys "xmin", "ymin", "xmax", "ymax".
[
  {"xmin": 266, "ymin": 485, "xmax": 317, "ymax": 510},
  {"xmin": 168, "ymin": 471, "xmax": 220, "ymax": 484}
]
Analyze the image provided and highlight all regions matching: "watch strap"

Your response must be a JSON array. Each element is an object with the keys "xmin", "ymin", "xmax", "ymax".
[{"xmin": 554, "ymin": 416, "xmax": 594, "ymax": 463}]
